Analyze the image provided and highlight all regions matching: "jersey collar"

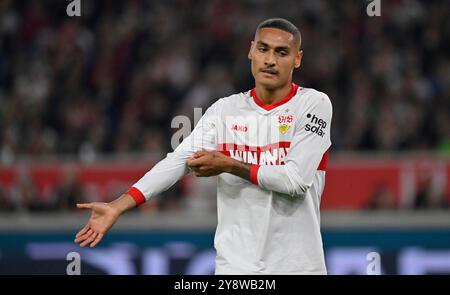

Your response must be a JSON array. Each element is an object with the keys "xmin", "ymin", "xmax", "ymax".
[{"xmin": 250, "ymin": 83, "xmax": 299, "ymax": 111}]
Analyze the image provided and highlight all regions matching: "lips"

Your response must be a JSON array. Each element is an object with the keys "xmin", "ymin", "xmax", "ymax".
[{"xmin": 260, "ymin": 69, "xmax": 278, "ymax": 75}]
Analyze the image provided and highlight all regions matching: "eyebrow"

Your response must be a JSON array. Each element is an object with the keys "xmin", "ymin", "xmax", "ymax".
[{"xmin": 256, "ymin": 41, "xmax": 291, "ymax": 52}]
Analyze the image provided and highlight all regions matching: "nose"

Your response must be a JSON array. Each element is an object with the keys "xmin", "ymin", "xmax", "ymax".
[{"xmin": 264, "ymin": 50, "xmax": 276, "ymax": 66}]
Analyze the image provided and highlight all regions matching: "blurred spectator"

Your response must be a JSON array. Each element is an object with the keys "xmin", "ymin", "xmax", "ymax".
[
  {"xmin": 413, "ymin": 173, "xmax": 449, "ymax": 210},
  {"xmin": 9, "ymin": 168, "xmax": 45, "ymax": 212},
  {"xmin": 48, "ymin": 167, "xmax": 84, "ymax": 211},
  {"xmin": 367, "ymin": 184, "xmax": 396, "ymax": 210},
  {"xmin": 0, "ymin": 187, "xmax": 14, "ymax": 211},
  {"xmin": 157, "ymin": 181, "xmax": 186, "ymax": 212}
]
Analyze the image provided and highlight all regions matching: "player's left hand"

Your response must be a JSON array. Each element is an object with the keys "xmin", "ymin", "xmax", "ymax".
[{"xmin": 187, "ymin": 151, "xmax": 231, "ymax": 177}]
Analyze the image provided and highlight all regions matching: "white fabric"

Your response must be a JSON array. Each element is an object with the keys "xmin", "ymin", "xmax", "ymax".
[{"xmin": 132, "ymin": 86, "xmax": 332, "ymax": 274}]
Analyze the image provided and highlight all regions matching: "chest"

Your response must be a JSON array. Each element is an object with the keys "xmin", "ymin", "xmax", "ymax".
[
  {"xmin": 218, "ymin": 109, "xmax": 298, "ymax": 144},
  {"xmin": 216, "ymin": 108, "xmax": 299, "ymax": 165}
]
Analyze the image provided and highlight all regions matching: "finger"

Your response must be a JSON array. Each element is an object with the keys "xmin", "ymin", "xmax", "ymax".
[
  {"xmin": 75, "ymin": 224, "xmax": 90, "ymax": 238},
  {"xmin": 196, "ymin": 151, "xmax": 209, "ymax": 157},
  {"xmin": 80, "ymin": 232, "xmax": 98, "ymax": 248},
  {"xmin": 192, "ymin": 151, "xmax": 210, "ymax": 159},
  {"xmin": 187, "ymin": 160, "xmax": 200, "ymax": 167},
  {"xmin": 90, "ymin": 233, "xmax": 104, "ymax": 248},
  {"xmin": 77, "ymin": 203, "xmax": 93, "ymax": 209},
  {"xmin": 75, "ymin": 236, "xmax": 85, "ymax": 244},
  {"xmin": 188, "ymin": 158, "xmax": 206, "ymax": 167},
  {"xmin": 76, "ymin": 228, "xmax": 93, "ymax": 242},
  {"xmin": 75, "ymin": 229, "xmax": 93, "ymax": 243}
]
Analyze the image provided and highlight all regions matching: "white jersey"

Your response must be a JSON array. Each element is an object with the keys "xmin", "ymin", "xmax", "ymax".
[{"xmin": 127, "ymin": 83, "xmax": 332, "ymax": 274}]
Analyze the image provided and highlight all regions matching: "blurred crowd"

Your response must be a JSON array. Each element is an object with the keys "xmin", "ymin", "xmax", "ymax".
[
  {"xmin": 0, "ymin": 164, "xmax": 193, "ymax": 213},
  {"xmin": 0, "ymin": 0, "xmax": 449, "ymax": 212}
]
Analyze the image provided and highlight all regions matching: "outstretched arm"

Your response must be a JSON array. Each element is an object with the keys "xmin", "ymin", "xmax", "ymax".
[{"xmin": 75, "ymin": 101, "xmax": 220, "ymax": 248}]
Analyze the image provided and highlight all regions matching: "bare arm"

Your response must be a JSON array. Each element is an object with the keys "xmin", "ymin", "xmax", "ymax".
[
  {"xmin": 109, "ymin": 193, "xmax": 137, "ymax": 213},
  {"xmin": 228, "ymin": 159, "xmax": 251, "ymax": 180}
]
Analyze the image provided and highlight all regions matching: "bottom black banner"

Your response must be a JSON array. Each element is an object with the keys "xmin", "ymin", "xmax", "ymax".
[{"xmin": 1, "ymin": 275, "xmax": 440, "ymax": 294}]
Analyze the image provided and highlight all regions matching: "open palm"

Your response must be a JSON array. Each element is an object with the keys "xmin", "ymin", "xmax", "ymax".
[{"xmin": 74, "ymin": 202, "xmax": 120, "ymax": 248}]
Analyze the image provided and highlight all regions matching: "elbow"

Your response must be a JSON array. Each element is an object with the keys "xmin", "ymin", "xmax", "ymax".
[
  {"xmin": 268, "ymin": 174, "xmax": 309, "ymax": 198},
  {"xmin": 285, "ymin": 171, "xmax": 311, "ymax": 199},
  {"xmin": 258, "ymin": 165, "xmax": 310, "ymax": 199},
  {"xmin": 288, "ymin": 181, "xmax": 310, "ymax": 199}
]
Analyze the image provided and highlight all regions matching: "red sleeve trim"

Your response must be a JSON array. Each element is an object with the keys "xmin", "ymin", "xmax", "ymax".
[
  {"xmin": 249, "ymin": 165, "xmax": 260, "ymax": 185},
  {"xmin": 126, "ymin": 187, "xmax": 146, "ymax": 206},
  {"xmin": 317, "ymin": 150, "xmax": 329, "ymax": 171}
]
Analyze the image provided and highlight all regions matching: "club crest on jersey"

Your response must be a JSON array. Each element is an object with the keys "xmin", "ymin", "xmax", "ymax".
[{"xmin": 276, "ymin": 115, "xmax": 294, "ymax": 135}]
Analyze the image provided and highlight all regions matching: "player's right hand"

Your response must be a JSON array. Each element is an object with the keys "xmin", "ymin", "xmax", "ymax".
[{"xmin": 74, "ymin": 202, "xmax": 120, "ymax": 248}]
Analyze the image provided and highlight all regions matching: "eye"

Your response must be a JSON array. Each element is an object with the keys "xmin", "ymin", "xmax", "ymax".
[
  {"xmin": 258, "ymin": 47, "xmax": 268, "ymax": 52},
  {"xmin": 278, "ymin": 51, "xmax": 288, "ymax": 56}
]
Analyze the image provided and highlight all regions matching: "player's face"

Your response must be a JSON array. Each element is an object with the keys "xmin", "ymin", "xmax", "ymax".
[{"xmin": 249, "ymin": 28, "xmax": 302, "ymax": 90}]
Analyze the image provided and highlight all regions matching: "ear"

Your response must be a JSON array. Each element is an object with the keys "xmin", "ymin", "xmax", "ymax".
[
  {"xmin": 248, "ymin": 41, "xmax": 254, "ymax": 60},
  {"xmin": 294, "ymin": 50, "xmax": 303, "ymax": 69}
]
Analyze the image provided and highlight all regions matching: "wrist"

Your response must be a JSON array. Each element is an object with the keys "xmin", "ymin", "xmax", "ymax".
[
  {"xmin": 227, "ymin": 158, "xmax": 252, "ymax": 182},
  {"xmin": 110, "ymin": 194, "xmax": 136, "ymax": 215},
  {"xmin": 225, "ymin": 157, "xmax": 239, "ymax": 174}
]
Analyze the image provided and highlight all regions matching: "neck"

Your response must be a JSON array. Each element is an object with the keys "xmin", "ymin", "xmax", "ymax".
[{"xmin": 255, "ymin": 82, "xmax": 292, "ymax": 105}]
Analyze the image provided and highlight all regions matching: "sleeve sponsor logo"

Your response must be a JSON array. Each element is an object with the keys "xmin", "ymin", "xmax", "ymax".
[{"xmin": 305, "ymin": 113, "xmax": 326, "ymax": 137}]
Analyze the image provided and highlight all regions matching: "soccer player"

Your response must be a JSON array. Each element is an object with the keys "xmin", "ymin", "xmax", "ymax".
[{"xmin": 75, "ymin": 18, "xmax": 332, "ymax": 275}]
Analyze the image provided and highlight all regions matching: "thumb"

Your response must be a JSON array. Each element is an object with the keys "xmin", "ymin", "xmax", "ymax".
[{"xmin": 77, "ymin": 203, "xmax": 93, "ymax": 209}]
